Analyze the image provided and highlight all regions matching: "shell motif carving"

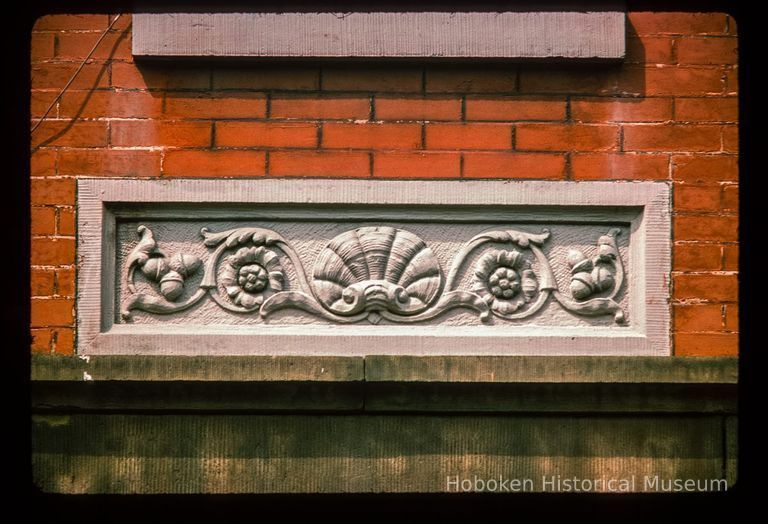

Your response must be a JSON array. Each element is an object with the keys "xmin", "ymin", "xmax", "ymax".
[{"xmin": 311, "ymin": 227, "xmax": 442, "ymax": 316}]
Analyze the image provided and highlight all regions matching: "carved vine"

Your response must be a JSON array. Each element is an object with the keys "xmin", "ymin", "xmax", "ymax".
[{"xmin": 121, "ymin": 224, "xmax": 627, "ymax": 324}]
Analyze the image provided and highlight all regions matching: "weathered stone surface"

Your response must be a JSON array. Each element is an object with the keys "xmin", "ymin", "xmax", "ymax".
[
  {"xmin": 364, "ymin": 355, "xmax": 738, "ymax": 383},
  {"xmin": 32, "ymin": 414, "xmax": 729, "ymax": 493},
  {"xmin": 31, "ymin": 355, "xmax": 363, "ymax": 382},
  {"xmin": 32, "ymin": 354, "xmax": 737, "ymax": 383},
  {"xmin": 132, "ymin": 12, "xmax": 626, "ymax": 60}
]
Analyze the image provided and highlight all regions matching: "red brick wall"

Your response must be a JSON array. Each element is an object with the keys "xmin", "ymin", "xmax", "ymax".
[{"xmin": 29, "ymin": 12, "xmax": 738, "ymax": 356}]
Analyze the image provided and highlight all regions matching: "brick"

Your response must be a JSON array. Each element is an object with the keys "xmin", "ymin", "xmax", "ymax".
[
  {"xmin": 723, "ymin": 245, "xmax": 738, "ymax": 271},
  {"xmin": 673, "ymin": 274, "xmax": 738, "ymax": 301},
  {"xmin": 673, "ymin": 304, "xmax": 723, "ymax": 332},
  {"xmin": 31, "ymin": 178, "xmax": 75, "ymax": 205},
  {"xmin": 673, "ymin": 243, "xmax": 722, "ymax": 271},
  {"xmin": 32, "ymin": 62, "xmax": 110, "ymax": 90},
  {"xmin": 112, "ymin": 63, "xmax": 211, "ymax": 90},
  {"xmin": 30, "ymin": 328, "xmax": 52, "ymax": 354},
  {"xmin": 213, "ymin": 66, "xmax": 318, "ymax": 90},
  {"xmin": 111, "ymin": 121, "xmax": 213, "ymax": 148},
  {"xmin": 644, "ymin": 67, "xmax": 725, "ymax": 96},
  {"xmin": 271, "ymin": 95, "xmax": 371, "ymax": 120},
  {"xmin": 58, "ymin": 208, "xmax": 76, "ymax": 236},
  {"xmin": 722, "ymin": 125, "xmax": 738, "ymax": 153},
  {"xmin": 33, "ymin": 14, "xmax": 109, "ymax": 31},
  {"xmin": 674, "ymin": 98, "xmax": 738, "ymax": 122},
  {"xmin": 30, "ymin": 238, "xmax": 75, "ymax": 266},
  {"xmin": 31, "ymin": 269, "xmax": 55, "ymax": 297},
  {"xmin": 30, "ymin": 298, "xmax": 74, "ymax": 327},
  {"xmin": 31, "ymin": 120, "xmax": 108, "ymax": 149},
  {"xmin": 724, "ymin": 304, "xmax": 739, "ymax": 331},
  {"xmin": 465, "ymin": 97, "xmax": 566, "ymax": 122},
  {"xmin": 672, "ymin": 155, "xmax": 737, "ymax": 183},
  {"xmin": 216, "ymin": 122, "xmax": 317, "ymax": 148},
  {"xmin": 323, "ymin": 123, "xmax": 421, "ymax": 150},
  {"xmin": 463, "ymin": 153, "xmax": 565, "ymax": 179},
  {"xmin": 675, "ymin": 215, "xmax": 738, "ymax": 242},
  {"xmin": 516, "ymin": 124, "xmax": 618, "ymax": 152},
  {"xmin": 571, "ymin": 98, "xmax": 672, "ymax": 123},
  {"xmin": 323, "ymin": 66, "xmax": 421, "ymax": 92},
  {"xmin": 674, "ymin": 333, "xmax": 737, "ymax": 357},
  {"xmin": 163, "ymin": 151, "xmax": 266, "ymax": 178},
  {"xmin": 725, "ymin": 67, "xmax": 738, "ymax": 95},
  {"xmin": 572, "ymin": 153, "xmax": 668, "ymax": 180},
  {"xmin": 722, "ymin": 185, "xmax": 738, "ymax": 212},
  {"xmin": 376, "ymin": 96, "xmax": 462, "ymax": 121},
  {"xmin": 54, "ymin": 31, "xmax": 132, "ymax": 61},
  {"xmin": 52, "ymin": 328, "xmax": 75, "ymax": 356},
  {"xmin": 519, "ymin": 68, "xmax": 621, "ymax": 95},
  {"xmin": 425, "ymin": 123, "xmax": 512, "ymax": 150},
  {"xmin": 675, "ymin": 185, "xmax": 722, "ymax": 211},
  {"xmin": 270, "ymin": 151, "xmax": 369, "ymax": 178},
  {"xmin": 373, "ymin": 152, "xmax": 460, "ymax": 178},
  {"xmin": 111, "ymin": 13, "xmax": 133, "ymax": 31},
  {"xmin": 31, "ymin": 33, "xmax": 55, "ymax": 61},
  {"xmin": 676, "ymin": 37, "xmax": 737, "ymax": 65},
  {"xmin": 625, "ymin": 36, "xmax": 674, "ymax": 64},
  {"xmin": 31, "ymin": 207, "xmax": 56, "ymax": 236},
  {"xmin": 426, "ymin": 67, "xmax": 517, "ymax": 93},
  {"xmin": 56, "ymin": 268, "xmax": 76, "ymax": 297},
  {"xmin": 31, "ymin": 150, "xmax": 56, "ymax": 176},
  {"xmin": 628, "ymin": 13, "xmax": 728, "ymax": 36},
  {"xmin": 623, "ymin": 125, "xmax": 721, "ymax": 152},
  {"xmin": 59, "ymin": 91, "xmax": 163, "ymax": 119},
  {"xmin": 163, "ymin": 92, "xmax": 267, "ymax": 119},
  {"xmin": 31, "ymin": 91, "xmax": 58, "ymax": 119},
  {"xmin": 59, "ymin": 150, "xmax": 161, "ymax": 176}
]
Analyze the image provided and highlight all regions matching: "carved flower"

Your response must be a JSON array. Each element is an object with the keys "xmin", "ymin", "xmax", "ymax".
[
  {"xmin": 221, "ymin": 246, "xmax": 284, "ymax": 308},
  {"xmin": 472, "ymin": 249, "xmax": 538, "ymax": 315}
]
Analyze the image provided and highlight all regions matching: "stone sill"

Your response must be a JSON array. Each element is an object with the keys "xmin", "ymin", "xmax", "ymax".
[
  {"xmin": 31, "ymin": 355, "xmax": 737, "ymax": 414},
  {"xmin": 32, "ymin": 355, "xmax": 737, "ymax": 383}
]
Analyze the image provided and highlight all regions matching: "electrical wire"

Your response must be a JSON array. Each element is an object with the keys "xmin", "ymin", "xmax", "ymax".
[{"xmin": 31, "ymin": 13, "xmax": 122, "ymax": 134}]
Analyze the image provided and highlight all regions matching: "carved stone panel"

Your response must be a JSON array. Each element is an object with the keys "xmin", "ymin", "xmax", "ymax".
[{"xmin": 77, "ymin": 179, "xmax": 670, "ymax": 355}]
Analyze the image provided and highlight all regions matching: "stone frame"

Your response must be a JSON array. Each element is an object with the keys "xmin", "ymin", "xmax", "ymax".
[
  {"xmin": 76, "ymin": 179, "xmax": 670, "ymax": 356},
  {"xmin": 132, "ymin": 11, "xmax": 626, "ymax": 60}
]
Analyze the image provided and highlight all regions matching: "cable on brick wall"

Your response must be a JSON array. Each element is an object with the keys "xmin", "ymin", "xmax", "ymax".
[{"xmin": 31, "ymin": 14, "xmax": 123, "ymax": 134}]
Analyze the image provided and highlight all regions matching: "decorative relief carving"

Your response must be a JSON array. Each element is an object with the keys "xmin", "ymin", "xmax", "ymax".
[{"xmin": 121, "ymin": 224, "xmax": 627, "ymax": 324}]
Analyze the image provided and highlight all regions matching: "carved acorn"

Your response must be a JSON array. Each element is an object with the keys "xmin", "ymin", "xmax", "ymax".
[
  {"xmin": 141, "ymin": 256, "xmax": 170, "ymax": 282},
  {"xmin": 159, "ymin": 270, "xmax": 184, "ymax": 301},
  {"xmin": 169, "ymin": 253, "xmax": 201, "ymax": 278},
  {"xmin": 570, "ymin": 272, "xmax": 595, "ymax": 300},
  {"xmin": 566, "ymin": 249, "xmax": 588, "ymax": 268},
  {"xmin": 592, "ymin": 265, "xmax": 615, "ymax": 292}
]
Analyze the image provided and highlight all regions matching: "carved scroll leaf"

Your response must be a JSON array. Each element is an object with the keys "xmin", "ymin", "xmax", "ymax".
[{"xmin": 445, "ymin": 228, "xmax": 552, "ymax": 291}]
